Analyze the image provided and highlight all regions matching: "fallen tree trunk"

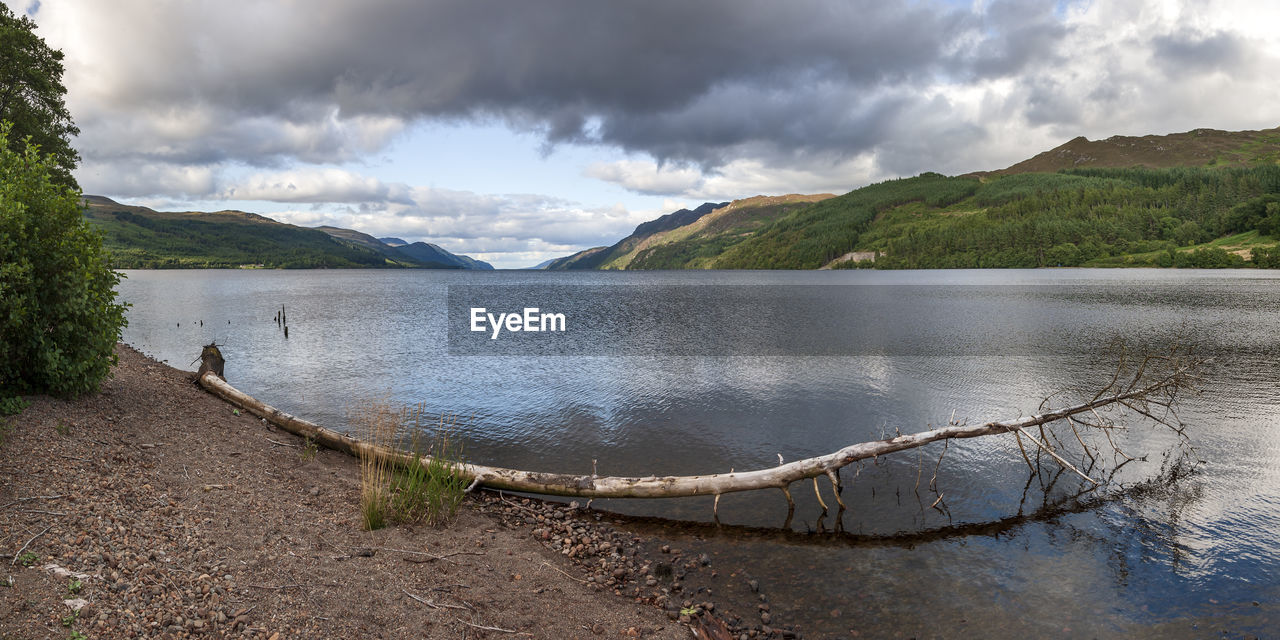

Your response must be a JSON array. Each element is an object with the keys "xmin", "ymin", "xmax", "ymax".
[{"xmin": 197, "ymin": 349, "xmax": 1195, "ymax": 500}]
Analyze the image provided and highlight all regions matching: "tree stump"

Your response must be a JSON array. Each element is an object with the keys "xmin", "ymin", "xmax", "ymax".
[{"xmin": 196, "ymin": 342, "xmax": 225, "ymax": 380}]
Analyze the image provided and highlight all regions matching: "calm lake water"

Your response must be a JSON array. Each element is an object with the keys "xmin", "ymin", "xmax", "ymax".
[{"xmin": 117, "ymin": 268, "xmax": 1280, "ymax": 638}]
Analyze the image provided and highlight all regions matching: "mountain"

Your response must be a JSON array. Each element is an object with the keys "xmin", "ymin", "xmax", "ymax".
[
  {"xmin": 314, "ymin": 227, "xmax": 494, "ymax": 269},
  {"xmin": 543, "ymin": 195, "xmax": 834, "ymax": 270},
  {"xmin": 717, "ymin": 166, "xmax": 1280, "ymax": 270},
  {"xmin": 390, "ymin": 241, "xmax": 494, "ymax": 270},
  {"xmin": 315, "ymin": 226, "xmax": 422, "ymax": 267},
  {"xmin": 526, "ymin": 258, "xmax": 558, "ymax": 270},
  {"xmin": 626, "ymin": 194, "xmax": 835, "ymax": 269},
  {"xmin": 83, "ymin": 196, "xmax": 491, "ymax": 269},
  {"xmin": 544, "ymin": 125, "xmax": 1280, "ymax": 271},
  {"xmin": 546, "ymin": 202, "xmax": 728, "ymax": 269},
  {"xmin": 632, "ymin": 201, "xmax": 730, "ymax": 238},
  {"xmin": 543, "ymin": 246, "xmax": 609, "ymax": 270},
  {"xmin": 979, "ymin": 126, "xmax": 1280, "ymax": 176},
  {"xmin": 317, "ymin": 230, "xmax": 494, "ymax": 269}
]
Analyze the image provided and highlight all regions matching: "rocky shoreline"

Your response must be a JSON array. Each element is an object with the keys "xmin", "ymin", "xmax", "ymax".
[{"xmin": 0, "ymin": 345, "xmax": 800, "ymax": 639}]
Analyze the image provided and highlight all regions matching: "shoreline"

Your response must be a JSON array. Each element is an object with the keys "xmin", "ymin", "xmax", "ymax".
[{"xmin": 1, "ymin": 345, "xmax": 719, "ymax": 638}]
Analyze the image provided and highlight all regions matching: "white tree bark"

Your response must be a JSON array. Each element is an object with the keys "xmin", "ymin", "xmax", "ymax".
[{"xmin": 198, "ymin": 359, "xmax": 1190, "ymax": 499}]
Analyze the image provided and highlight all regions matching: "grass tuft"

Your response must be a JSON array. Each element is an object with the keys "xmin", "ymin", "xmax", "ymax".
[
  {"xmin": 351, "ymin": 400, "xmax": 469, "ymax": 530},
  {"xmin": 299, "ymin": 435, "xmax": 318, "ymax": 463},
  {"xmin": 352, "ymin": 401, "xmax": 397, "ymax": 531}
]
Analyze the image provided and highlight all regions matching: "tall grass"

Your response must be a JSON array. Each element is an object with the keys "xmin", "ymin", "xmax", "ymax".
[
  {"xmin": 352, "ymin": 401, "xmax": 397, "ymax": 530},
  {"xmin": 351, "ymin": 400, "xmax": 469, "ymax": 530}
]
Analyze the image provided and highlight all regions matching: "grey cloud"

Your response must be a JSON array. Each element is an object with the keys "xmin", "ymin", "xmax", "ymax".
[
  {"xmin": 35, "ymin": 0, "xmax": 1280, "ymax": 208},
  {"xmin": 216, "ymin": 169, "xmax": 641, "ymax": 247},
  {"xmin": 42, "ymin": 0, "xmax": 1069, "ymax": 173},
  {"xmin": 1151, "ymin": 29, "xmax": 1250, "ymax": 75},
  {"xmin": 960, "ymin": 0, "xmax": 1071, "ymax": 79},
  {"xmin": 1024, "ymin": 78, "xmax": 1084, "ymax": 127}
]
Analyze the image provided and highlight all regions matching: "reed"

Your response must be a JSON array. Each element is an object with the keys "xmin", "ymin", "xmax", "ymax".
[
  {"xmin": 351, "ymin": 400, "xmax": 468, "ymax": 529},
  {"xmin": 351, "ymin": 401, "xmax": 399, "ymax": 530}
]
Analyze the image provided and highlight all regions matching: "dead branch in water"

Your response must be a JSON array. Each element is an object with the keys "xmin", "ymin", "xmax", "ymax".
[{"xmin": 197, "ymin": 343, "xmax": 1200, "ymax": 502}]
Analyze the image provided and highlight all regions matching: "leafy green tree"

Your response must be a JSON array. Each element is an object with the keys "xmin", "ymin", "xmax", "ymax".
[
  {"xmin": 0, "ymin": 5, "xmax": 79, "ymax": 187},
  {"xmin": 1259, "ymin": 202, "xmax": 1280, "ymax": 238},
  {"xmin": 1, "ymin": 123, "xmax": 126, "ymax": 397}
]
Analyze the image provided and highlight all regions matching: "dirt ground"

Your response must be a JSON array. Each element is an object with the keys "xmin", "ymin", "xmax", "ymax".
[{"xmin": 0, "ymin": 345, "xmax": 698, "ymax": 639}]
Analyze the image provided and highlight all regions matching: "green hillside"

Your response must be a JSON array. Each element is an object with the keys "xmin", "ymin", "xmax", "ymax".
[
  {"xmin": 83, "ymin": 197, "xmax": 390, "ymax": 268},
  {"xmin": 812, "ymin": 166, "xmax": 1280, "ymax": 269},
  {"xmin": 711, "ymin": 173, "xmax": 980, "ymax": 269},
  {"xmin": 82, "ymin": 197, "xmax": 491, "ymax": 269},
  {"xmin": 544, "ymin": 246, "xmax": 608, "ymax": 270},
  {"xmin": 315, "ymin": 226, "xmax": 424, "ymax": 267},
  {"xmin": 548, "ymin": 202, "xmax": 728, "ymax": 270},
  {"xmin": 975, "ymin": 126, "xmax": 1280, "ymax": 176},
  {"xmin": 627, "ymin": 193, "xmax": 834, "ymax": 269},
  {"xmin": 543, "ymin": 125, "xmax": 1280, "ymax": 271}
]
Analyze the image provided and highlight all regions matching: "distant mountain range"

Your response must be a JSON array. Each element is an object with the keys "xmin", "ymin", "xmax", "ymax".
[
  {"xmin": 538, "ymin": 125, "xmax": 1280, "ymax": 270},
  {"xmin": 83, "ymin": 124, "xmax": 1280, "ymax": 271},
  {"xmin": 81, "ymin": 196, "xmax": 492, "ymax": 269},
  {"xmin": 542, "ymin": 196, "xmax": 832, "ymax": 269}
]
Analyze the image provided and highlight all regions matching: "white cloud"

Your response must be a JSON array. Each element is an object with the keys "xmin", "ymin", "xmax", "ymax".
[
  {"xmin": 583, "ymin": 160, "xmax": 703, "ymax": 196},
  {"xmin": 77, "ymin": 160, "xmax": 217, "ymax": 198},
  {"xmin": 192, "ymin": 169, "xmax": 658, "ymax": 267},
  {"xmin": 219, "ymin": 168, "xmax": 413, "ymax": 204}
]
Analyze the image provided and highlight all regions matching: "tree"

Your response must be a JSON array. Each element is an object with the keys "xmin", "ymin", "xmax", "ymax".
[
  {"xmin": 0, "ymin": 123, "xmax": 126, "ymax": 397},
  {"xmin": 0, "ymin": 5, "xmax": 79, "ymax": 187}
]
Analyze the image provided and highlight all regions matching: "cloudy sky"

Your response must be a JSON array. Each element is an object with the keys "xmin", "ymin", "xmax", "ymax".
[{"xmin": 12, "ymin": 0, "xmax": 1280, "ymax": 267}]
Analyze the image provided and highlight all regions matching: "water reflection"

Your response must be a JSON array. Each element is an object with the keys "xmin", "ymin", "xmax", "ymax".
[{"xmin": 117, "ymin": 268, "xmax": 1280, "ymax": 637}]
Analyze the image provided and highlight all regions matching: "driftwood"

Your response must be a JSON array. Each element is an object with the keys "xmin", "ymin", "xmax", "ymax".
[{"xmin": 197, "ymin": 344, "xmax": 1198, "ymax": 502}]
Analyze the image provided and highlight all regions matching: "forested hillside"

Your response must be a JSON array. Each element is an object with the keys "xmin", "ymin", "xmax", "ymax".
[
  {"xmin": 712, "ymin": 173, "xmax": 979, "ymax": 269},
  {"xmin": 837, "ymin": 166, "xmax": 1280, "ymax": 269},
  {"xmin": 539, "ymin": 125, "xmax": 1280, "ymax": 271},
  {"xmin": 85, "ymin": 200, "xmax": 389, "ymax": 268},
  {"xmin": 82, "ymin": 197, "xmax": 491, "ymax": 269}
]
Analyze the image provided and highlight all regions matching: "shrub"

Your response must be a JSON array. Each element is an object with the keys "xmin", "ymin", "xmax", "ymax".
[
  {"xmin": 0, "ymin": 123, "xmax": 127, "ymax": 397},
  {"xmin": 0, "ymin": 395, "xmax": 29, "ymax": 416}
]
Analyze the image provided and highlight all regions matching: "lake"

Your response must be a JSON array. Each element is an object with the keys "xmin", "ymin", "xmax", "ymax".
[{"xmin": 117, "ymin": 268, "xmax": 1280, "ymax": 638}]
